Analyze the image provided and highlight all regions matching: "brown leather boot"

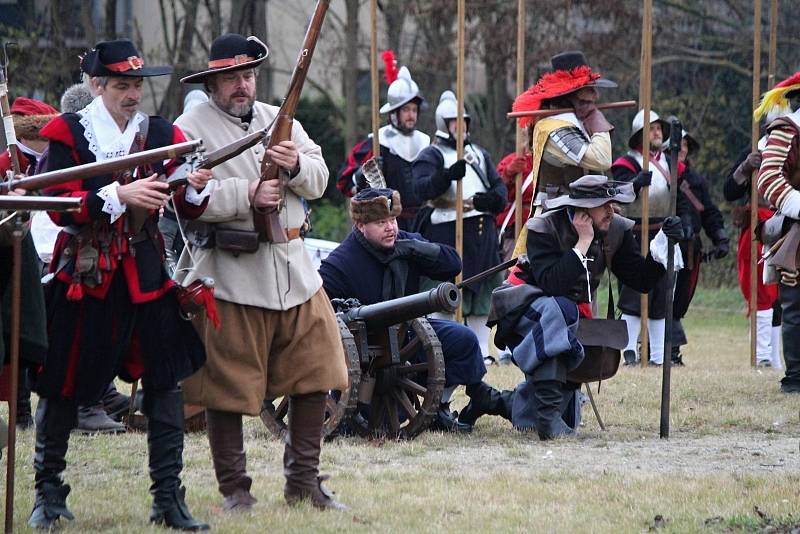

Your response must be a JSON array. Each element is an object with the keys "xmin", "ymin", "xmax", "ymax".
[
  {"xmin": 283, "ymin": 392, "xmax": 347, "ymax": 510},
  {"xmin": 206, "ymin": 409, "xmax": 257, "ymax": 512}
]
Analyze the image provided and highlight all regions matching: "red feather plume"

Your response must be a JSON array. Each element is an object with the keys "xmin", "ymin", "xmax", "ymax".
[
  {"xmin": 381, "ymin": 50, "xmax": 399, "ymax": 85},
  {"xmin": 512, "ymin": 65, "xmax": 601, "ymax": 128}
]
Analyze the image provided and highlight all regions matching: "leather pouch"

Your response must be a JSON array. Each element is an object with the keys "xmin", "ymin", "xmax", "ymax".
[{"xmin": 215, "ymin": 228, "xmax": 259, "ymax": 254}]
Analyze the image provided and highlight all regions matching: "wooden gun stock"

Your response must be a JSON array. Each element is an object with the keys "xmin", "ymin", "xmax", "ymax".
[
  {"xmin": 252, "ymin": 0, "xmax": 329, "ymax": 243},
  {"xmin": 507, "ymin": 100, "xmax": 637, "ymax": 119}
]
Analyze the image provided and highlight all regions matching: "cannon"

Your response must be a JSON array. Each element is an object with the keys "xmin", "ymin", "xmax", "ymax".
[{"xmin": 261, "ymin": 282, "xmax": 460, "ymax": 439}]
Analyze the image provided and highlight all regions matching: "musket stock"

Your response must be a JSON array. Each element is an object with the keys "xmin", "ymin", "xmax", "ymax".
[{"xmin": 252, "ymin": 0, "xmax": 330, "ymax": 243}]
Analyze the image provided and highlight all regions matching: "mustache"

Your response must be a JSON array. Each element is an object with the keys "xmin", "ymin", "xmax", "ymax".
[
  {"xmin": 231, "ymin": 92, "xmax": 250, "ymax": 98},
  {"xmin": 122, "ymin": 100, "xmax": 139, "ymax": 107}
]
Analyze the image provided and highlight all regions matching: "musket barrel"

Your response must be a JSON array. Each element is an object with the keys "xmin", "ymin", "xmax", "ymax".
[
  {"xmin": 0, "ymin": 196, "xmax": 82, "ymax": 211},
  {"xmin": 340, "ymin": 282, "xmax": 461, "ymax": 330},
  {"xmin": 0, "ymin": 139, "xmax": 202, "ymax": 193},
  {"xmin": 507, "ymin": 100, "xmax": 637, "ymax": 119}
]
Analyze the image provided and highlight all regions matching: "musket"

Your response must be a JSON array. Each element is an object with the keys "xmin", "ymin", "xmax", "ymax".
[
  {"xmin": 0, "ymin": 195, "xmax": 81, "ymax": 211},
  {"xmin": 0, "ymin": 139, "xmax": 202, "ymax": 194},
  {"xmin": 0, "ymin": 42, "xmax": 21, "ymax": 176},
  {"xmin": 506, "ymin": 100, "xmax": 637, "ymax": 119},
  {"xmin": 252, "ymin": 0, "xmax": 330, "ymax": 243}
]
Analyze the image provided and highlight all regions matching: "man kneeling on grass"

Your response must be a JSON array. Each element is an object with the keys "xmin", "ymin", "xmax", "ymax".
[{"xmin": 458, "ymin": 175, "xmax": 683, "ymax": 439}]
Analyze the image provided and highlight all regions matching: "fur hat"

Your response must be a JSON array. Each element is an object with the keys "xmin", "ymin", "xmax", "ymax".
[
  {"xmin": 350, "ymin": 188, "xmax": 402, "ymax": 224},
  {"xmin": 60, "ymin": 83, "xmax": 95, "ymax": 113},
  {"xmin": 10, "ymin": 97, "xmax": 58, "ymax": 140}
]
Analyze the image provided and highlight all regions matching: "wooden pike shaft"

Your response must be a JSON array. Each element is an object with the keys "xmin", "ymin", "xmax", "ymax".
[
  {"xmin": 4, "ymin": 220, "xmax": 22, "ymax": 534},
  {"xmin": 639, "ymin": 0, "xmax": 653, "ymax": 368},
  {"xmin": 370, "ymin": 0, "xmax": 380, "ymax": 158},
  {"xmin": 514, "ymin": 0, "xmax": 526, "ymax": 239},
  {"xmin": 767, "ymin": 0, "xmax": 778, "ymax": 88},
  {"xmin": 750, "ymin": 0, "xmax": 763, "ymax": 368},
  {"xmin": 455, "ymin": 0, "xmax": 465, "ymax": 322}
]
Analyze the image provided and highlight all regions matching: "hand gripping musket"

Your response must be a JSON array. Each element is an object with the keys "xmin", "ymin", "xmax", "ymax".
[
  {"xmin": 252, "ymin": 0, "xmax": 330, "ymax": 243},
  {"xmin": 0, "ymin": 139, "xmax": 202, "ymax": 194}
]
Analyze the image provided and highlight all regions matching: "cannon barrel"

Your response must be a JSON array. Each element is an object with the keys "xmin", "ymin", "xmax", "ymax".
[{"xmin": 339, "ymin": 282, "xmax": 461, "ymax": 329}]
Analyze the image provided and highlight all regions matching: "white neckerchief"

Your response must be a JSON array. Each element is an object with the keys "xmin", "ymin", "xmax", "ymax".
[
  {"xmin": 78, "ymin": 96, "xmax": 146, "ymax": 161},
  {"xmin": 17, "ymin": 140, "xmax": 43, "ymax": 161}
]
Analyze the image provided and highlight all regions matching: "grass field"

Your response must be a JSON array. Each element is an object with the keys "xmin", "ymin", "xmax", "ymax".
[{"xmin": 1, "ymin": 287, "xmax": 799, "ymax": 533}]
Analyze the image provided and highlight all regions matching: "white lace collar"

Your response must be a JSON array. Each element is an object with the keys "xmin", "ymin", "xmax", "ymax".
[{"xmin": 78, "ymin": 96, "xmax": 146, "ymax": 161}]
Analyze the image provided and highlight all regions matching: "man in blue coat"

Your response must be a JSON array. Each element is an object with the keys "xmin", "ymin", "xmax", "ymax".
[{"xmin": 319, "ymin": 187, "xmax": 490, "ymax": 432}]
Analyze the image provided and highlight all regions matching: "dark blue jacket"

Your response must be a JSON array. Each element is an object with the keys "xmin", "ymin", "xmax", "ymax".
[{"xmin": 319, "ymin": 229, "xmax": 461, "ymax": 304}]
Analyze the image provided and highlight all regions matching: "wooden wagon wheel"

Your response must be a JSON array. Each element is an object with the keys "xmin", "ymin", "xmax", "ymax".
[
  {"xmin": 260, "ymin": 316, "xmax": 361, "ymax": 439},
  {"xmin": 347, "ymin": 317, "xmax": 445, "ymax": 439}
]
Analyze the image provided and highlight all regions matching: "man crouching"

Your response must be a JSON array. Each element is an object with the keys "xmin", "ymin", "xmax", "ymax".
[{"xmin": 461, "ymin": 175, "xmax": 683, "ymax": 439}]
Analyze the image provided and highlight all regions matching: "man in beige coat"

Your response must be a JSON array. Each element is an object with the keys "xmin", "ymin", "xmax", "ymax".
[{"xmin": 174, "ymin": 33, "xmax": 348, "ymax": 512}]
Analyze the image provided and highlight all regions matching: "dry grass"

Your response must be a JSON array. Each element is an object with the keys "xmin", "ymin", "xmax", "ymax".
[{"xmin": 1, "ymin": 287, "xmax": 799, "ymax": 533}]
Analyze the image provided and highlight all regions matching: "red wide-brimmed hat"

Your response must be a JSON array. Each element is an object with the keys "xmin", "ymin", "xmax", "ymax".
[{"xmin": 512, "ymin": 51, "xmax": 616, "ymax": 128}]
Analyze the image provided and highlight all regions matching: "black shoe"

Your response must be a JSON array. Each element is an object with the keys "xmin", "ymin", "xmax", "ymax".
[
  {"xmin": 533, "ymin": 380, "xmax": 574, "ymax": 441},
  {"xmin": 671, "ymin": 354, "xmax": 685, "ymax": 367},
  {"xmin": 459, "ymin": 382, "xmax": 511, "ymax": 426},
  {"xmin": 102, "ymin": 384, "xmax": 131, "ymax": 422},
  {"xmin": 648, "ymin": 361, "xmax": 663, "ymax": 368},
  {"xmin": 622, "ymin": 350, "xmax": 639, "ymax": 366},
  {"xmin": 429, "ymin": 403, "xmax": 472, "ymax": 433},
  {"xmin": 780, "ymin": 382, "xmax": 800, "ymax": 394},
  {"xmin": 150, "ymin": 486, "xmax": 210, "ymax": 531},
  {"xmin": 75, "ymin": 404, "xmax": 126, "ymax": 434},
  {"xmin": 28, "ymin": 483, "xmax": 75, "ymax": 529}
]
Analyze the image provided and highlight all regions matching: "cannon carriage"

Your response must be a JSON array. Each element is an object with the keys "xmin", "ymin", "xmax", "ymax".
[{"xmin": 260, "ymin": 282, "xmax": 460, "ymax": 439}]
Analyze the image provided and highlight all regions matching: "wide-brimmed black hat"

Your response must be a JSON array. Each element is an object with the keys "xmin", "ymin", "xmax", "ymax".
[
  {"xmin": 181, "ymin": 34, "xmax": 269, "ymax": 84},
  {"xmin": 81, "ymin": 39, "xmax": 172, "ymax": 77},
  {"xmin": 550, "ymin": 51, "xmax": 617, "ymax": 90},
  {"xmin": 543, "ymin": 175, "xmax": 635, "ymax": 210}
]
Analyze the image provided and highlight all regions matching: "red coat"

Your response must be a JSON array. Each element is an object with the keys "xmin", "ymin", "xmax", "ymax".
[
  {"xmin": 495, "ymin": 152, "xmax": 533, "ymax": 229},
  {"xmin": 39, "ymin": 113, "xmax": 208, "ymax": 303}
]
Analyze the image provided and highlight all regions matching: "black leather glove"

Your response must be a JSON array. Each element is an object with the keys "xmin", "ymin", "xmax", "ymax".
[
  {"xmin": 394, "ymin": 238, "xmax": 441, "ymax": 267},
  {"xmin": 711, "ymin": 229, "xmax": 730, "ymax": 259},
  {"xmin": 632, "ymin": 170, "xmax": 652, "ymax": 192},
  {"xmin": 661, "ymin": 215, "xmax": 684, "ymax": 241},
  {"xmin": 445, "ymin": 159, "xmax": 467, "ymax": 181},
  {"xmin": 330, "ymin": 297, "xmax": 362, "ymax": 313},
  {"xmin": 680, "ymin": 214, "xmax": 695, "ymax": 241},
  {"xmin": 353, "ymin": 167, "xmax": 368, "ymax": 192},
  {"xmin": 472, "ymin": 191, "xmax": 505, "ymax": 213}
]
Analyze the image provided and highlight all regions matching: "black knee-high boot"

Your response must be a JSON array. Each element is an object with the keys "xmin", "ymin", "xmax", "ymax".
[
  {"xmin": 144, "ymin": 387, "xmax": 209, "ymax": 531},
  {"xmin": 531, "ymin": 357, "xmax": 574, "ymax": 441},
  {"xmin": 28, "ymin": 398, "xmax": 77, "ymax": 529}
]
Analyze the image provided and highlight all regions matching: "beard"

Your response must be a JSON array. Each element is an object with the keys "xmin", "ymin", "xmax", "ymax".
[{"xmin": 214, "ymin": 93, "xmax": 255, "ymax": 118}]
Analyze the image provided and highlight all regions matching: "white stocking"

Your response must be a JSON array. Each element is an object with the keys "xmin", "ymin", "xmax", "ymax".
[{"xmin": 648, "ymin": 318, "xmax": 665, "ymax": 365}]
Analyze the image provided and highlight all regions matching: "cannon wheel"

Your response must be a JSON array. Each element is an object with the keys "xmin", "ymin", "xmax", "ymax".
[
  {"xmin": 348, "ymin": 317, "xmax": 445, "ymax": 439},
  {"xmin": 259, "ymin": 316, "xmax": 361, "ymax": 439}
]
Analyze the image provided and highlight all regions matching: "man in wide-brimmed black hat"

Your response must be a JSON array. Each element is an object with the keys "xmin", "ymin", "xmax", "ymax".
[
  {"xmin": 29, "ymin": 38, "xmax": 213, "ymax": 531},
  {"xmin": 460, "ymin": 175, "xmax": 684, "ymax": 439},
  {"xmin": 174, "ymin": 33, "xmax": 349, "ymax": 513}
]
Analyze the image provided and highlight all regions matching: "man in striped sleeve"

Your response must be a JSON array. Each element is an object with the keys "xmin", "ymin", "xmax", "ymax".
[{"xmin": 754, "ymin": 72, "xmax": 800, "ymax": 394}]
